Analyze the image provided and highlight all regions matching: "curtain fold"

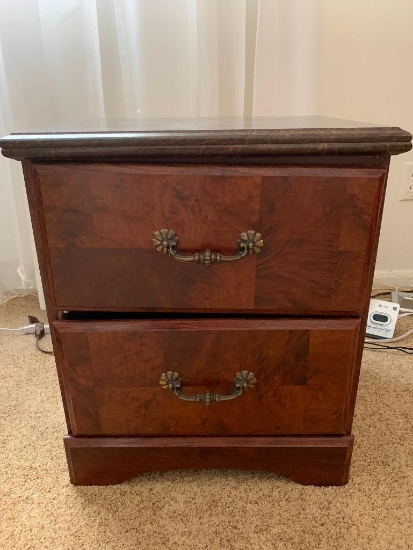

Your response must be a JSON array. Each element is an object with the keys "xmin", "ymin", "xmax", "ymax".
[{"xmin": 0, "ymin": 0, "xmax": 318, "ymax": 305}]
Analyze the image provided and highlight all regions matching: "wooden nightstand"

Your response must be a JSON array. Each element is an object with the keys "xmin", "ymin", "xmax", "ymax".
[{"xmin": 1, "ymin": 116, "xmax": 411, "ymax": 485}]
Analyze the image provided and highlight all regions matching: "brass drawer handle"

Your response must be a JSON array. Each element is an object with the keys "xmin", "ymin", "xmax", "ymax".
[
  {"xmin": 152, "ymin": 229, "xmax": 263, "ymax": 267},
  {"xmin": 159, "ymin": 370, "xmax": 257, "ymax": 406}
]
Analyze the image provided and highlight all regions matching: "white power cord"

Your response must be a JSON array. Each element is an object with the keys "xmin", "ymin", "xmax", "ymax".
[
  {"xmin": 365, "ymin": 328, "xmax": 413, "ymax": 344},
  {"xmin": 0, "ymin": 316, "xmax": 53, "ymax": 355},
  {"xmin": 371, "ymin": 285, "xmax": 413, "ymax": 296},
  {"xmin": 0, "ymin": 323, "xmax": 50, "ymax": 334}
]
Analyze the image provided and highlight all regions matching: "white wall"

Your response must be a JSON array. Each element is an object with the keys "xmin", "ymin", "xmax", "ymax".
[{"xmin": 318, "ymin": 0, "xmax": 413, "ymax": 273}]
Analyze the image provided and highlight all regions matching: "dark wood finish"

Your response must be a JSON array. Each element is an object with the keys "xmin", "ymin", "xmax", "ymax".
[
  {"xmin": 64, "ymin": 434, "xmax": 354, "ymax": 486},
  {"xmin": 36, "ymin": 163, "xmax": 385, "ymax": 315},
  {"xmin": 3, "ymin": 114, "xmax": 411, "ymax": 132},
  {"xmin": 54, "ymin": 318, "xmax": 359, "ymax": 436},
  {"xmin": 1, "ymin": 116, "xmax": 411, "ymax": 161},
  {"xmin": 2, "ymin": 117, "xmax": 410, "ymax": 486},
  {"xmin": 345, "ymin": 160, "xmax": 391, "ymax": 432},
  {"xmin": 21, "ymin": 161, "xmax": 72, "ymax": 432}
]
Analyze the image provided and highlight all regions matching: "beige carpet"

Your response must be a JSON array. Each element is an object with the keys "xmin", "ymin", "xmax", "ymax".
[{"xmin": 0, "ymin": 296, "xmax": 412, "ymax": 550}]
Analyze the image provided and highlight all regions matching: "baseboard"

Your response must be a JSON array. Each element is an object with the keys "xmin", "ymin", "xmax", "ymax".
[{"xmin": 373, "ymin": 269, "xmax": 413, "ymax": 287}]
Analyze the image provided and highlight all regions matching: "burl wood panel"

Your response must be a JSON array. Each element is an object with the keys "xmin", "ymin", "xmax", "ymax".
[
  {"xmin": 64, "ymin": 434, "xmax": 354, "ymax": 486},
  {"xmin": 54, "ymin": 318, "xmax": 360, "ymax": 436},
  {"xmin": 36, "ymin": 164, "xmax": 385, "ymax": 315}
]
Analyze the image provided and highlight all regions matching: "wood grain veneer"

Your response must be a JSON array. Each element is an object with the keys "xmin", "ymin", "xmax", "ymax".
[
  {"xmin": 54, "ymin": 318, "xmax": 360, "ymax": 437},
  {"xmin": 1, "ymin": 116, "xmax": 411, "ymax": 486},
  {"xmin": 35, "ymin": 163, "xmax": 385, "ymax": 315}
]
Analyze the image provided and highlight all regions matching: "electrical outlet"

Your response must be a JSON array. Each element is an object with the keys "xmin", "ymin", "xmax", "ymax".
[{"xmin": 400, "ymin": 162, "xmax": 413, "ymax": 201}]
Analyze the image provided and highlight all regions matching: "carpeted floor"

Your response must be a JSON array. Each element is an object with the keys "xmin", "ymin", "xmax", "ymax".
[{"xmin": 0, "ymin": 296, "xmax": 412, "ymax": 550}]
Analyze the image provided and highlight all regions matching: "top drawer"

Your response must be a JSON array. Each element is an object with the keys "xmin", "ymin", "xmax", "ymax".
[{"xmin": 35, "ymin": 163, "xmax": 385, "ymax": 315}]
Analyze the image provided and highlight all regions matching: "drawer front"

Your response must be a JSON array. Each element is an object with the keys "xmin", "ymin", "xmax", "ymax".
[
  {"xmin": 55, "ymin": 318, "xmax": 360, "ymax": 436},
  {"xmin": 37, "ymin": 164, "xmax": 384, "ymax": 315}
]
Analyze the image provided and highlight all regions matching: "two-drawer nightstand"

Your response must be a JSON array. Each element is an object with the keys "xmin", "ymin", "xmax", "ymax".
[{"xmin": 1, "ymin": 116, "xmax": 411, "ymax": 485}]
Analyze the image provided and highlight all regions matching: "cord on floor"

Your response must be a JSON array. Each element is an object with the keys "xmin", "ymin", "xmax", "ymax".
[
  {"xmin": 28, "ymin": 316, "xmax": 54, "ymax": 355},
  {"xmin": 0, "ymin": 315, "xmax": 53, "ymax": 355}
]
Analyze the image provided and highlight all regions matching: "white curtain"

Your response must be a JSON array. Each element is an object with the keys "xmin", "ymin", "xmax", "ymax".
[{"xmin": 0, "ymin": 0, "xmax": 319, "ymax": 306}]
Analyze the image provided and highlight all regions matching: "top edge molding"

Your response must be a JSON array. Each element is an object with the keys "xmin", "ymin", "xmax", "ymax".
[{"xmin": 1, "ymin": 116, "xmax": 411, "ymax": 161}]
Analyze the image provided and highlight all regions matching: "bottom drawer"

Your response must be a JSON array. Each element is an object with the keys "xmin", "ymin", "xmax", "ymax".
[{"xmin": 54, "ymin": 318, "xmax": 360, "ymax": 436}]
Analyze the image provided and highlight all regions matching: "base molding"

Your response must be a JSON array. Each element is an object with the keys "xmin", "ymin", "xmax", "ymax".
[{"xmin": 64, "ymin": 434, "xmax": 354, "ymax": 487}]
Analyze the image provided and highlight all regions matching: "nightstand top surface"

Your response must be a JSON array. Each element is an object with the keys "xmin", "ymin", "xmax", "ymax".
[{"xmin": 1, "ymin": 116, "xmax": 411, "ymax": 161}]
